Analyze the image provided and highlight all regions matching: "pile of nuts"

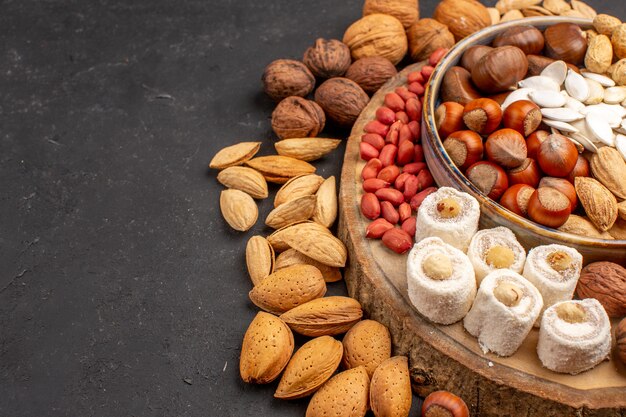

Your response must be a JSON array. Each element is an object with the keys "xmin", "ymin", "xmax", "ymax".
[
  {"xmin": 359, "ymin": 50, "xmax": 447, "ymax": 254},
  {"xmin": 436, "ymin": 18, "xmax": 626, "ymax": 240}
]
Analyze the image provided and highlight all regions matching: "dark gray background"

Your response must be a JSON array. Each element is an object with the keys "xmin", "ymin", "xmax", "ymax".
[{"xmin": 0, "ymin": 0, "xmax": 620, "ymax": 416}]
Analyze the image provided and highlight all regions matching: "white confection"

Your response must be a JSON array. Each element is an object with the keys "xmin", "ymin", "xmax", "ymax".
[
  {"xmin": 463, "ymin": 269, "xmax": 543, "ymax": 357},
  {"xmin": 522, "ymin": 244, "xmax": 582, "ymax": 326},
  {"xmin": 537, "ymin": 299, "xmax": 611, "ymax": 374},
  {"xmin": 406, "ymin": 237, "xmax": 476, "ymax": 325},
  {"xmin": 414, "ymin": 187, "xmax": 480, "ymax": 252},
  {"xmin": 467, "ymin": 227, "xmax": 526, "ymax": 285}
]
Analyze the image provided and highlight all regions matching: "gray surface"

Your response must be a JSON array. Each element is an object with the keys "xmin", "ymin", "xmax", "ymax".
[{"xmin": 0, "ymin": 0, "xmax": 621, "ymax": 416}]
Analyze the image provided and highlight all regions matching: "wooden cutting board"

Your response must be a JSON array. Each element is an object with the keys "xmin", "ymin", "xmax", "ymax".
[{"xmin": 338, "ymin": 62, "xmax": 626, "ymax": 417}]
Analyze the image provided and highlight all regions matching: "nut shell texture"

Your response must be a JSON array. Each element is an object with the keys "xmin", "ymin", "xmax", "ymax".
[
  {"xmin": 303, "ymin": 38, "xmax": 352, "ymax": 78},
  {"xmin": 433, "ymin": 0, "xmax": 491, "ymax": 41},
  {"xmin": 272, "ymin": 96, "xmax": 326, "ymax": 139},
  {"xmin": 363, "ymin": 0, "xmax": 419, "ymax": 29},
  {"xmin": 342, "ymin": 319, "xmax": 391, "ymax": 377},
  {"xmin": 407, "ymin": 18, "xmax": 455, "ymax": 62},
  {"xmin": 343, "ymin": 14, "xmax": 408, "ymax": 65},
  {"xmin": 345, "ymin": 56, "xmax": 397, "ymax": 94},
  {"xmin": 263, "ymin": 59, "xmax": 315, "ymax": 101},
  {"xmin": 315, "ymin": 78, "xmax": 369, "ymax": 127},
  {"xmin": 576, "ymin": 262, "xmax": 626, "ymax": 318}
]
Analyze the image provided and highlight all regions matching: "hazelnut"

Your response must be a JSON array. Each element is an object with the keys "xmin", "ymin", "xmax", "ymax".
[
  {"xmin": 363, "ymin": 0, "xmax": 419, "ymax": 29},
  {"xmin": 314, "ymin": 78, "xmax": 369, "ymax": 127},
  {"xmin": 494, "ymin": 281, "xmax": 523, "ymax": 307},
  {"xmin": 544, "ymin": 23, "xmax": 588, "ymax": 65},
  {"xmin": 343, "ymin": 14, "xmax": 408, "ymax": 65},
  {"xmin": 271, "ymin": 96, "xmax": 325, "ymax": 139},
  {"xmin": 555, "ymin": 302, "xmax": 587, "ymax": 324},
  {"xmin": 485, "ymin": 245, "xmax": 515, "ymax": 269},
  {"xmin": 433, "ymin": 0, "xmax": 491, "ymax": 42},
  {"xmin": 422, "ymin": 252, "xmax": 453, "ymax": 280},
  {"xmin": 345, "ymin": 56, "xmax": 397, "ymax": 95},
  {"xmin": 436, "ymin": 197, "xmax": 461, "ymax": 218},
  {"xmin": 303, "ymin": 38, "xmax": 352, "ymax": 79},
  {"xmin": 547, "ymin": 250, "xmax": 573, "ymax": 272},
  {"xmin": 485, "ymin": 128, "xmax": 527, "ymax": 169},
  {"xmin": 262, "ymin": 59, "xmax": 315, "ymax": 102},
  {"xmin": 406, "ymin": 18, "xmax": 455, "ymax": 62}
]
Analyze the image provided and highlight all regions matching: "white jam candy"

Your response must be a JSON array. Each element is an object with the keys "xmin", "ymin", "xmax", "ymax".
[{"xmin": 467, "ymin": 226, "xmax": 526, "ymax": 285}]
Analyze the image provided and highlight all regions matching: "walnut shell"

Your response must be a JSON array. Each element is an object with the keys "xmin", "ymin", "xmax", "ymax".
[
  {"xmin": 303, "ymin": 39, "xmax": 352, "ymax": 79},
  {"xmin": 611, "ymin": 23, "xmax": 626, "ymax": 59},
  {"xmin": 363, "ymin": 0, "xmax": 419, "ymax": 29},
  {"xmin": 343, "ymin": 14, "xmax": 408, "ymax": 65},
  {"xmin": 314, "ymin": 78, "xmax": 369, "ymax": 127},
  {"xmin": 617, "ymin": 318, "xmax": 626, "ymax": 365},
  {"xmin": 262, "ymin": 59, "xmax": 315, "ymax": 102},
  {"xmin": 271, "ymin": 96, "xmax": 325, "ymax": 139},
  {"xmin": 407, "ymin": 18, "xmax": 455, "ymax": 62},
  {"xmin": 433, "ymin": 0, "xmax": 491, "ymax": 42},
  {"xmin": 345, "ymin": 56, "xmax": 398, "ymax": 94},
  {"xmin": 576, "ymin": 261, "xmax": 626, "ymax": 318}
]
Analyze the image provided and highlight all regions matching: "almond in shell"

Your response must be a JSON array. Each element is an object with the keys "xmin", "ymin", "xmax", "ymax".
[
  {"xmin": 246, "ymin": 155, "xmax": 316, "ymax": 184},
  {"xmin": 249, "ymin": 264, "xmax": 326, "ymax": 314},
  {"xmin": 246, "ymin": 236, "xmax": 275, "ymax": 286},
  {"xmin": 267, "ymin": 220, "xmax": 332, "ymax": 252},
  {"xmin": 279, "ymin": 222, "xmax": 348, "ymax": 267},
  {"xmin": 608, "ymin": 217, "xmax": 626, "ymax": 240},
  {"xmin": 217, "ymin": 166, "xmax": 268, "ymax": 199},
  {"xmin": 305, "ymin": 366, "xmax": 370, "ymax": 417},
  {"xmin": 590, "ymin": 147, "xmax": 626, "ymax": 200},
  {"xmin": 275, "ymin": 138, "xmax": 342, "ymax": 162},
  {"xmin": 265, "ymin": 195, "xmax": 317, "ymax": 230},
  {"xmin": 275, "ymin": 174, "xmax": 324, "ymax": 208},
  {"xmin": 209, "ymin": 142, "xmax": 261, "ymax": 169},
  {"xmin": 275, "ymin": 248, "xmax": 342, "ymax": 283},
  {"xmin": 557, "ymin": 215, "xmax": 614, "ymax": 240},
  {"xmin": 275, "ymin": 335, "xmax": 343, "ymax": 399},
  {"xmin": 575, "ymin": 176, "xmax": 618, "ymax": 231},
  {"xmin": 280, "ymin": 296, "xmax": 363, "ymax": 337},
  {"xmin": 618, "ymin": 200, "xmax": 626, "ymax": 220},
  {"xmin": 370, "ymin": 356, "xmax": 412, "ymax": 417},
  {"xmin": 219, "ymin": 189, "xmax": 258, "ymax": 231},
  {"xmin": 312, "ymin": 176, "xmax": 338, "ymax": 228},
  {"xmin": 342, "ymin": 319, "xmax": 391, "ymax": 378},
  {"xmin": 240, "ymin": 312, "xmax": 294, "ymax": 384}
]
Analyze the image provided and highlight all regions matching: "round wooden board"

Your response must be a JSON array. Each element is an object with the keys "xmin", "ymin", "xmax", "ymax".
[{"xmin": 338, "ymin": 62, "xmax": 626, "ymax": 416}]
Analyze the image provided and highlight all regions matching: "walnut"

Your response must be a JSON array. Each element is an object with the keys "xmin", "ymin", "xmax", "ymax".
[
  {"xmin": 433, "ymin": 0, "xmax": 491, "ymax": 42},
  {"xmin": 271, "ymin": 96, "xmax": 325, "ymax": 139},
  {"xmin": 262, "ymin": 59, "xmax": 315, "ymax": 102},
  {"xmin": 344, "ymin": 56, "xmax": 397, "ymax": 94},
  {"xmin": 303, "ymin": 38, "xmax": 351, "ymax": 79},
  {"xmin": 343, "ymin": 14, "xmax": 408, "ymax": 65},
  {"xmin": 363, "ymin": 0, "xmax": 419, "ymax": 29},
  {"xmin": 407, "ymin": 18, "xmax": 455, "ymax": 62},
  {"xmin": 314, "ymin": 78, "xmax": 369, "ymax": 127},
  {"xmin": 576, "ymin": 261, "xmax": 626, "ymax": 318}
]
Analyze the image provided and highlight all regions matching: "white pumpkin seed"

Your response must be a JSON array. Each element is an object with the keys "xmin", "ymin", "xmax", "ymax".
[
  {"xmin": 540, "ymin": 60, "xmax": 568, "ymax": 86},
  {"xmin": 603, "ymin": 86, "xmax": 626, "ymax": 104},
  {"xmin": 564, "ymin": 136, "xmax": 586, "ymax": 153},
  {"xmin": 501, "ymin": 88, "xmax": 533, "ymax": 110},
  {"xmin": 518, "ymin": 76, "xmax": 561, "ymax": 92},
  {"xmin": 582, "ymin": 71, "xmax": 615, "ymax": 87},
  {"xmin": 584, "ymin": 79, "xmax": 605, "ymax": 105},
  {"xmin": 566, "ymin": 132, "xmax": 599, "ymax": 153},
  {"xmin": 582, "ymin": 104, "xmax": 624, "ymax": 127},
  {"xmin": 616, "ymin": 134, "xmax": 626, "ymax": 161},
  {"xmin": 541, "ymin": 107, "xmax": 584, "ymax": 122},
  {"xmin": 564, "ymin": 96, "xmax": 586, "ymax": 112},
  {"xmin": 528, "ymin": 90, "xmax": 566, "ymax": 107},
  {"xmin": 542, "ymin": 119, "xmax": 579, "ymax": 132},
  {"xmin": 586, "ymin": 113, "xmax": 616, "ymax": 146},
  {"xmin": 616, "ymin": 119, "xmax": 626, "ymax": 135},
  {"xmin": 565, "ymin": 69, "xmax": 590, "ymax": 102}
]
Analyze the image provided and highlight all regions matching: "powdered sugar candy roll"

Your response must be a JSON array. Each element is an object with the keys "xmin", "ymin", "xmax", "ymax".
[{"xmin": 467, "ymin": 227, "xmax": 526, "ymax": 285}]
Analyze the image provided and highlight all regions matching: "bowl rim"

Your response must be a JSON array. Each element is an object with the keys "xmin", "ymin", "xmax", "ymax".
[{"xmin": 423, "ymin": 16, "xmax": 625, "ymax": 248}]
